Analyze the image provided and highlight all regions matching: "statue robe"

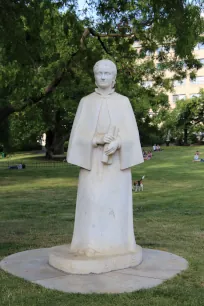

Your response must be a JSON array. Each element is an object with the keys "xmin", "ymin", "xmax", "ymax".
[{"xmin": 67, "ymin": 89, "xmax": 144, "ymax": 256}]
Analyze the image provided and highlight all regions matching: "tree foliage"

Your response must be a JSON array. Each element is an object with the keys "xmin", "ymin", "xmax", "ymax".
[
  {"xmin": 0, "ymin": 0, "xmax": 203, "ymax": 153},
  {"xmin": 161, "ymin": 90, "xmax": 204, "ymax": 144}
]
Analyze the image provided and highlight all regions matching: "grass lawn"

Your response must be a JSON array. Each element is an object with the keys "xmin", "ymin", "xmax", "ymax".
[{"xmin": 0, "ymin": 146, "xmax": 204, "ymax": 306}]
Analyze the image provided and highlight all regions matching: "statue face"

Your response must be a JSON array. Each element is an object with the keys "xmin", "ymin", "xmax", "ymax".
[{"xmin": 94, "ymin": 64, "xmax": 115, "ymax": 89}]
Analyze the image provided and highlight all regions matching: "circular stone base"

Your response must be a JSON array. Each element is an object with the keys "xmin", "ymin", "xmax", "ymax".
[
  {"xmin": 0, "ymin": 248, "xmax": 188, "ymax": 294},
  {"xmin": 49, "ymin": 244, "xmax": 143, "ymax": 274}
]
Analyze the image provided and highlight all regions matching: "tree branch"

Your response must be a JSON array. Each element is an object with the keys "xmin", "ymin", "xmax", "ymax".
[
  {"xmin": 94, "ymin": 32, "xmax": 135, "ymax": 38},
  {"xmin": 81, "ymin": 27, "xmax": 136, "ymax": 55},
  {"xmin": 0, "ymin": 50, "xmax": 79, "ymax": 124},
  {"xmin": 0, "ymin": 26, "xmax": 134, "ymax": 125},
  {"xmin": 80, "ymin": 27, "xmax": 111, "ymax": 54}
]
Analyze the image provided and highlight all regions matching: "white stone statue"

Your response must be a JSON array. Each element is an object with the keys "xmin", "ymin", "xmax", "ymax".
[{"xmin": 49, "ymin": 59, "xmax": 144, "ymax": 274}]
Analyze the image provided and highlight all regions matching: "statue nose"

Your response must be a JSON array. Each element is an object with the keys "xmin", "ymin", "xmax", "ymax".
[{"xmin": 101, "ymin": 73, "xmax": 106, "ymax": 80}]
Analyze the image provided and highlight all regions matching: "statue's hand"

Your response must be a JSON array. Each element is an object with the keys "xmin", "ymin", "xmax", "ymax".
[
  {"xmin": 105, "ymin": 140, "xmax": 119, "ymax": 156},
  {"xmin": 103, "ymin": 134, "xmax": 115, "ymax": 144},
  {"xmin": 92, "ymin": 133, "xmax": 105, "ymax": 147}
]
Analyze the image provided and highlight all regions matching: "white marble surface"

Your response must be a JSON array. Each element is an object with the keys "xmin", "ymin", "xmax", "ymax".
[
  {"xmin": 65, "ymin": 59, "xmax": 144, "ymax": 262},
  {"xmin": 0, "ymin": 248, "xmax": 188, "ymax": 294}
]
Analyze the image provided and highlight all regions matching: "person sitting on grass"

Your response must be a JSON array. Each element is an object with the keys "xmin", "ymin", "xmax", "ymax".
[
  {"xmin": 143, "ymin": 151, "xmax": 152, "ymax": 160},
  {"xmin": 143, "ymin": 151, "xmax": 148, "ymax": 160},
  {"xmin": 147, "ymin": 151, "xmax": 152, "ymax": 159},
  {"xmin": 156, "ymin": 144, "xmax": 161, "ymax": 151},
  {"xmin": 193, "ymin": 153, "xmax": 204, "ymax": 162},
  {"xmin": 196, "ymin": 151, "xmax": 200, "ymax": 156}
]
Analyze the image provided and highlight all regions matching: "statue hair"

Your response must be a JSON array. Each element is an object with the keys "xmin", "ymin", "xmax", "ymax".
[{"xmin": 93, "ymin": 59, "xmax": 117, "ymax": 77}]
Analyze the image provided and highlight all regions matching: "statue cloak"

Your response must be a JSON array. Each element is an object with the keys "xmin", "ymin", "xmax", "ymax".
[{"xmin": 67, "ymin": 90, "xmax": 144, "ymax": 170}]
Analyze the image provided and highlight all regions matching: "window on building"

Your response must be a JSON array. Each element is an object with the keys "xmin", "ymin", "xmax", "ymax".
[
  {"xmin": 175, "ymin": 61, "xmax": 186, "ymax": 69},
  {"xmin": 172, "ymin": 94, "xmax": 186, "ymax": 103},
  {"xmin": 190, "ymin": 93, "xmax": 201, "ymax": 98},
  {"xmin": 133, "ymin": 41, "xmax": 141, "ymax": 48},
  {"xmin": 199, "ymin": 58, "xmax": 204, "ymax": 65},
  {"xmin": 145, "ymin": 50, "xmax": 152, "ymax": 56},
  {"xmin": 143, "ymin": 81, "xmax": 153, "ymax": 88},
  {"xmin": 156, "ymin": 62, "xmax": 167, "ymax": 70},
  {"xmin": 173, "ymin": 79, "xmax": 186, "ymax": 87},
  {"xmin": 194, "ymin": 43, "xmax": 204, "ymax": 50},
  {"xmin": 156, "ymin": 46, "xmax": 170, "ymax": 54},
  {"xmin": 157, "ymin": 63, "xmax": 162, "ymax": 69},
  {"xmin": 198, "ymin": 43, "xmax": 204, "ymax": 50},
  {"xmin": 190, "ymin": 76, "xmax": 204, "ymax": 84},
  {"xmin": 157, "ymin": 47, "xmax": 163, "ymax": 53}
]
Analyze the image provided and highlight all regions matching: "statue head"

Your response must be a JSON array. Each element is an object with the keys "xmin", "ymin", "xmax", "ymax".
[{"xmin": 93, "ymin": 59, "xmax": 117, "ymax": 89}]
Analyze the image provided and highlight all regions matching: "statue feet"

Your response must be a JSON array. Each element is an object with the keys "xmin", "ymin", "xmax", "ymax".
[{"xmin": 77, "ymin": 248, "xmax": 98, "ymax": 257}]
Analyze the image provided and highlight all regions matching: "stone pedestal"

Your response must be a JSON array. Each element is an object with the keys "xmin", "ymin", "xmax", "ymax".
[{"xmin": 49, "ymin": 244, "xmax": 142, "ymax": 274}]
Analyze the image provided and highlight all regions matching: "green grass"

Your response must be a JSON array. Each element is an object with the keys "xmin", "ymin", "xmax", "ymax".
[{"xmin": 0, "ymin": 147, "xmax": 204, "ymax": 306}]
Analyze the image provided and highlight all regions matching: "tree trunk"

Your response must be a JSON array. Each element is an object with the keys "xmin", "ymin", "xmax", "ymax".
[
  {"xmin": 45, "ymin": 130, "xmax": 54, "ymax": 159},
  {"xmin": 45, "ymin": 129, "xmax": 67, "ymax": 159},
  {"xmin": 0, "ymin": 106, "xmax": 16, "ymax": 126},
  {"xmin": 53, "ymin": 142, "xmax": 64, "ymax": 155},
  {"xmin": 183, "ymin": 126, "xmax": 188, "ymax": 145}
]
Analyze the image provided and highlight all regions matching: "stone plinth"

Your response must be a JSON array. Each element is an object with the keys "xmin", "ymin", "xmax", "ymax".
[
  {"xmin": 0, "ymin": 247, "xmax": 188, "ymax": 293},
  {"xmin": 48, "ymin": 244, "xmax": 142, "ymax": 274}
]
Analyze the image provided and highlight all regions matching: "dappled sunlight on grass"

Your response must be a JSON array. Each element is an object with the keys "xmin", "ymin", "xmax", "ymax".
[
  {"xmin": 0, "ymin": 152, "xmax": 45, "ymax": 162},
  {"xmin": 0, "ymin": 177, "xmax": 78, "ymax": 191}
]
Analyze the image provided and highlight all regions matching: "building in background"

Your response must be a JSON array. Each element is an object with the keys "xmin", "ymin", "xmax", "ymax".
[
  {"xmin": 134, "ymin": 41, "xmax": 204, "ymax": 109},
  {"xmin": 167, "ymin": 43, "xmax": 204, "ymax": 107}
]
